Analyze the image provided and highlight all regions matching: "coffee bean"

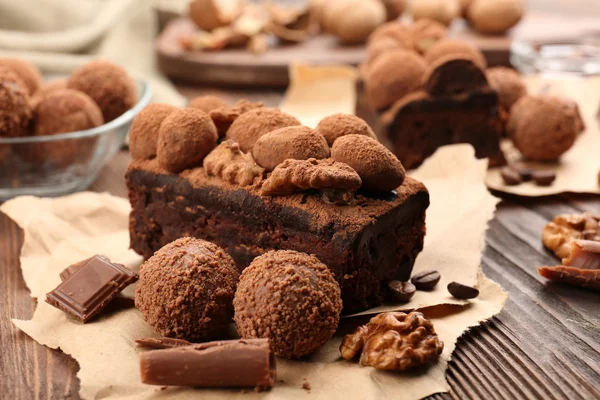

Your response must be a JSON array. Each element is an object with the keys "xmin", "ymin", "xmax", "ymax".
[
  {"xmin": 514, "ymin": 166, "xmax": 534, "ymax": 181},
  {"xmin": 411, "ymin": 270, "xmax": 441, "ymax": 291},
  {"xmin": 532, "ymin": 170, "xmax": 556, "ymax": 186},
  {"xmin": 500, "ymin": 167, "xmax": 522, "ymax": 186},
  {"xmin": 447, "ymin": 281, "xmax": 479, "ymax": 299},
  {"xmin": 387, "ymin": 281, "xmax": 416, "ymax": 303}
]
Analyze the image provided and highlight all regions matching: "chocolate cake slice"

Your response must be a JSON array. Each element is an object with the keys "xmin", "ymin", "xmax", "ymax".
[{"xmin": 127, "ymin": 159, "xmax": 429, "ymax": 313}]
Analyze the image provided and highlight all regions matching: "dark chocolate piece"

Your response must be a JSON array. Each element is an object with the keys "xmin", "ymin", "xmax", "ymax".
[
  {"xmin": 139, "ymin": 339, "xmax": 276, "ymax": 389},
  {"xmin": 59, "ymin": 256, "xmax": 93, "ymax": 281},
  {"xmin": 46, "ymin": 255, "xmax": 138, "ymax": 323},
  {"xmin": 136, "ymin": 337, "xmax": 193, "ymax": 349},
  {"xmin": 387, "ymin": 281, "xmax": 416, "ymax": 303},
  {"xmin": 500, "ymin": 167, "xmax": 522, "ymax": 186},
  {"xmin": 447, "ymin": 281, "xmax": 479, "ymax": 299},
  {"xmin": 533, "ymin": 170, "xmax": 556, "ymax": 186},
  {"xmin": 411, "ymin": 270, "xmax": 441, "ymax": 291}
]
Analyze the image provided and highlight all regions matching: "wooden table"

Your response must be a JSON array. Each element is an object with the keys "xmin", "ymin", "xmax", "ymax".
[{"xmin": 2, "ymin": 82, "xmax": 600, "ymax": 399}]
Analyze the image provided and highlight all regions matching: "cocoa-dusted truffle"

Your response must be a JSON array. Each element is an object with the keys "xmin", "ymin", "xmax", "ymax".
[
  {"xmin": 331, "ymin": 134, "xmax": 405, "ymax": 193},
  {"xmin": 365, "ymin": 36, "xmax": 402, "ymax": 68},
  {"xmin": 188, "ymin": 95, "xmax": 228, "ymax": 113},
  {"xmin": 129, "ymin": 103, "xmax": 177, "ymax": 160},
  {"xmin": 30, "ymin": 79, "xmax": 67, "ymax": 108},
  {"xmin": 408, "ymin": 18, "xmax": 448, "ymax": 54},
  {"xmin": 486, "ymin": 67, "xmax": 527, "ymax": 110},
  {"xmin": 226, "ymin": 108, "xmax": 300, "ymax": 152},
  {"xmin": 157, "ymin": 108, "xmax": 218, "ymax": 173},
  {"xmin": 0, "ymin": 58, "xmax": 42, "ymax": 95},
  {"xmin": 34, "ymin": 89, "xmax": 104, "ymax": 136},
  {"xmin": 424, "ymin": 39, "xmax": 487, "ymax": 69},
  {"xmin": 367, "ymin": 21, "xmax": 414, "ymax": 50},
  {"xmin": 136, "ymin": 237, "xmax": 240, "ymax": 341},
  {"xmin": 316, "ymin": 113, "xmax": 376, "ymax": 146},
  {"xmin": 252, "ymin": 125, "xmax": 329, "ymax": 171},
  {"xmin": 209, "ymin": 99, "xmax": 264, "ymax": 137},
  {"xmin": 67, "ymin": 60, "xmax": 136, "ymax": 122},
  {"xmin": 510, "ymin": 95, "xmax": 578, "ymax": 161},
  {"xmin": 0, "ymin": 67, "xmax": 32, "ymax": 138},
  {"xmin": 233, "ymin": 250, "xmax": 342, "ymax": 359},
  {"xmin": 365, "ymin": 49, "xmax": 427, "ymax": 110}
]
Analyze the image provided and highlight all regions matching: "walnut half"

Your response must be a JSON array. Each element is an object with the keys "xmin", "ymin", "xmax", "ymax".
[
  {"xmin": 542, "ymin": 213, "xmax": 600, "ymax": 260},
  {"xmin": 340, "ymin": 312, "xmax": 444, "ymax": 371}
]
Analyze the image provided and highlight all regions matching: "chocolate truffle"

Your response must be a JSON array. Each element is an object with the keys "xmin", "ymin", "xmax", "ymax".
[
  {"xmin": 367, "ymin": 22, "xmax": 414, "ymax": 50},
  {"xmin": 129, "ymin": 103, "xmax": 177, "ymax": 160},
  {"xmin": 68, "ymin": 60, "xmax": 136, "ymax": 122},
  {"xmin": 365, "ymin": 49, "xmax": 427, "ymax": 110},
  {"xmin": 136, "ymin": 237, "xmax": 240, "ymax": 341},
  {"xmin": 331, "ymin": 134, "xmax": 405, "ymax": 193},
  {"xmin": 252, "ymin": 125, "xmax": 329, "ymax": 171},
  {"xmin": 233, "ymin": 250, "xmax": 342, "ymax": 359},
  {"xmin": 486, "ymin": 67, "xmax": 527, "ymax": 110},
  {"xmin": 510, "ymin": 95, "xmax": 578, "ymax": 161},
  {"xmin": 424, "ymin": 39, "xmax": 487, "ymax": 69},
  {"xmin": 188, "ymin": 95, "xmax": 228, "ymax": 113},
  {"xmin": 408, "ymin": 18, "xmax": 448, "ymax": 54},
  {"xmin": 30, "ymin": 78, "xmax": 68, "ymax": 108},
  {"xmin": 0, "ymin": 58, "xmax": 42, "ymax": 95},
  {"xmin": 157, "ymin": 108, "xmax": 218, "ymax": 173},
  {"xmin": 0, "ymin": 67, "xmax": 32, "ymax": 138},
  {"xmin": 226, "ymin": 108, "xmax": 301, "ymax": 152},
  {"xmin": 365, "ymin": 36, "xmax": 402, "ymax": 66},
  {"xmin": 316, "ymin": 114, "xmax": 377, "ymax": 146}
]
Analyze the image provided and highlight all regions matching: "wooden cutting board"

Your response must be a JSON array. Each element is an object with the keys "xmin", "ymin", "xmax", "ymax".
[{"xmin": 157, "ymin": 13, "xmax": 600, "ymax": 87}]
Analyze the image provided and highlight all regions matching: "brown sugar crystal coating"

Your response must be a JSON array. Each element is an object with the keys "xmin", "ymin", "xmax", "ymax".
[
  {"xmin": 0, "ymin": 58, "xmax": 42, "ymax": 95},
  {"xmin": 331, "ymin": 134, "xmax": 406, "ymax": 193},
  {"xmin": 510, "ymin": 95, "xmax": 578, "ymax": 161},
  {"xmin": 424, "ymin": 39, "xmax": 487, "ymax": 69},
  {"xmin": 226, "ymin": 108, "xmax": 301, "ymax": 152},
  {"xmin": 157, "ymin": 108, "xmax": 218, "ymax": 173},
  {"xmin": 486, "ymin": 67, "xmax": 527, "ymax": 110},
  {"xmin": 67, "ymin": 60, "xmax": 136, "ymax": 122},
  {"xmin": 34, "ymin": 89, "xmax": 104, "ymax": 136},
  {"xmin": 188, "ymin": 95, "xmax": 228, "ymax": 113},
  {"xmin": 135, "ymin": 237, "xmax": 240, "ymax": 341},
  {"xmin": 0, "ymin": 67, "xmax": 32, "ymax": 138},
  {"xmin": 252, "ymin": 125, "xmax": 329, "ymax": 171},
  {"xmin": 316, "ymin": 114, "xmax": 376, "ymax": 146},
  {"xmin": 365, "ymin": 49, "xmax": 427, "ymax": 110},
  {"xmin": 233, "ymin": 250, "xmax": 342, "ymax": 359},
  {"xmin": 129, "ymin": 103, "xmax": 178, "ymax": 160}
]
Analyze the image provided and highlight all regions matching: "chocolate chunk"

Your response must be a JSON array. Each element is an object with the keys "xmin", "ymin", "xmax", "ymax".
[
  {"xmin": 411, "ymin": 270, "xmax": 441, "ymax": 291},
  {"xmin": 500, "ymin": 167, "xmax": 522, "ymax": 186},
  {"xmin": 533, "ymin": 170, "xmax": 556, "ymax": 186},
  {"xmin": 46, "ymin": 255, "xmax": 138, "ymax": 323},
  {"xmin": 447, "ymin": 281, "xmax": 479, "ymax": 299},
  {"xmin": 59, "ymin": 257, "xmax": 92, "ymax": 281},
  {"xmin": 136, "ymin": 337, "xmax": 193, "ymax": 349},
  {"xmin": 387, "ymin": 281, "xmax": 416, "ymax": 303},
  {"xmin": 139, "ymin": 339, "xmax": 276, "ymax": 389}
]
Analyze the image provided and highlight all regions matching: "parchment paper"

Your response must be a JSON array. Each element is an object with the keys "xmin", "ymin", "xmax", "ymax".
[
  {"xmin": 2, "ymin": 144, "xmax": 506, "ymax": 400},
  {"xmin": 486, "ymin": 76, "xmax": 600, "ymax": 196}
]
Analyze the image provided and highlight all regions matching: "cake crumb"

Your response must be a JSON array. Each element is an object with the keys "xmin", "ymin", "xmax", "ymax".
[{"xmin": 302, "ymin": 381, "xmax": 311, "ymax": 391}]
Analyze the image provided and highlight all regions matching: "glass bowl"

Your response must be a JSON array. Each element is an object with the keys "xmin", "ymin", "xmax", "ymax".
[{"xmin": 0, "ymin": 80, "xmax": 151, "ymax": 200}]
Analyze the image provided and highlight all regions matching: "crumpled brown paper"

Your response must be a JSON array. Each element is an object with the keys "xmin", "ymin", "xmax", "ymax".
[
  {"xmin": 2, "ymin": 144, "xmax": 506, "ymax": 400},
  {"xmin": 486, "ymin": 76, "xmax": 600, "ymax": 196}
]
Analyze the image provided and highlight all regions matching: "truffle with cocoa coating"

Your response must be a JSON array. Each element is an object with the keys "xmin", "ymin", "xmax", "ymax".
[
  {"xmin": 209, "ymin": 99, "xmax": 264, "ymax": 137},
  {"xmin": 331, "ymin": 134, "xmax": 406, "ymax": 193},
  {"xmin": 0, "ymin": 67, "xmax": 32, "ymax": 138},
  {"xmin": 226, "ymin": 108, "xmax": 300, "ymax": 152},
  {"xmin": 486, "ymin": 67, "xmax": 526, "ymax": 110},
  {"xmin": 129, "ymin": 103, "xmax": 177, "ymax": 160},
  {"xmin": 365, "ymin": 37, "xmax": 402, "ymax": 67},
  {"xmin": 367, "ymin": 22, "xmax": 414, "ymax": 50},
  {"xmin": 0, "ymin": 58, "xmax": 42, "ymax": 95},
  {"xmin": 253, "ymin": 125, "xmax": 329, "ymax": 171},
  {"xmin": 316, "ymin": 114, "xmax": 376, "ymax": 146},
  {"xmin": 135, "ymin": 237, "xmax": 240, "ymax": 341},
  {"xmin": 408, "ymin": 19, "xmax": 448, "ymax": 54},
  {"xmin": 188, "ymin": 95, "xmax": 228, "ymax": 113},
  {"xmin": 30, "ymin": 79, "xmax": 68, "ymax": 108},
  {"xmin": 157, "ymin": 108, "xmax": 218, "ymax": 173},
  {"xmin": 424, "ymin": 39, "xmax": 487, "ymax": 69},
  {"xmin": 365, "ymin": 49, "xmax": 427, "ymax": 110},
  {"xmin": 67, "ymin": 60, "xmax": 136, "ymax": 122},
  {"xmin": 233, "ymin": 250, "xmax": 342, "ymax": 359},
  {"xmin": 510, "ymin": 95, "xmax": 578, "ymax": 161}
]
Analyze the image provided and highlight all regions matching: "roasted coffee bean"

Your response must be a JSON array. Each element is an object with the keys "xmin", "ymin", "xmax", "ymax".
[
  {"xmin": 387, "ymin": 280, "xmax": 416, "ymax": 303},
  {"xmin": 447, "ymin": 281, "xmax": 479, "ymax": 299},
  {"xmin": 411, "ymin": 270, "xmax": 441, "ymax": 291},
  {"xmin": 500, "ymin": 167, "xmax": 522, "ymax": 186},
  {"xmin": 533, "ymin": 170, "xmax": 556, "ymax": 186},
  {"xmin": 514, "ymin": 166, "xmax": 534, "ymax": 181}
]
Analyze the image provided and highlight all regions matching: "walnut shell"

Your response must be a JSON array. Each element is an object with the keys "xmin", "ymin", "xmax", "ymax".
[
  {"xmin": 467, "ymin": 0, "xmax": 524, "ymax": 35},
  {"xmin": 322, "ymin": 0, "xmax": 386, "ymax": 44},
  {"xmin": 409, "ymin": 0, "xmax": 459, "ymax": 26},
  {"xmin": 189, "ymin": 0, "xmax": 242, "ymax": 32}
]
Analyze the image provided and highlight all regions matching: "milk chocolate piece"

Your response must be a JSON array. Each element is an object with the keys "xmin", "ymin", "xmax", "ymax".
[
  {"xmin": 139, "ymin": 339, "xmax": 276, "ymax": 389},
  {"xmin": 59, "ymin": 257, "xmax": 93, "ymax": 281},
  {"xmin": 136, "ymin": 337, "xmax": 193, "ymax": 349},
  {"xmin": 46, "ymin": 255, "xmax": 138, "ymax": 323}
]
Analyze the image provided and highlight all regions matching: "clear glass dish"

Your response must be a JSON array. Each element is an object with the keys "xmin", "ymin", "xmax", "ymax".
[{"xmin": 0, "ymin": 80, "xmax": 151, "ymax": 200}]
